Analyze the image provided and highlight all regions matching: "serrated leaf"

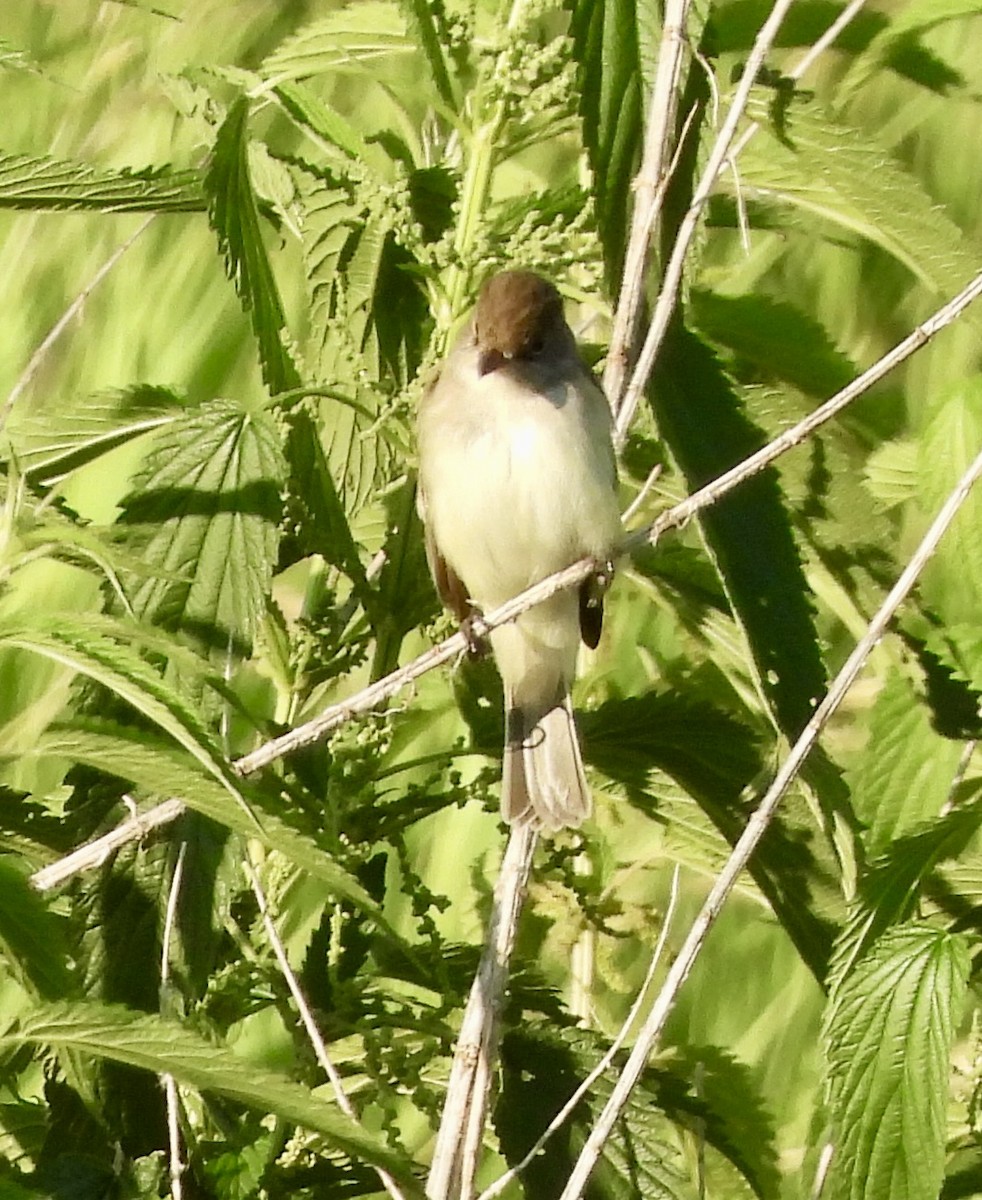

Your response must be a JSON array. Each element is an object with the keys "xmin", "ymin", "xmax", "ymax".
[
  {"xmin": 824, "ymin": 925, "xmax": 969, "ymax": 1200},
  {"xmin": 863, "ymin": 438, "xmax": 919, "ymax": 509},
  {"xmin": 843, "ymin": 0, "xmax": 980, "ymax": 95},
  {"xmin": 651, "ymin": 322, "xmax": 827, "ymax": 739},
  {"xmin": 735, "ymin": 90, "xmax": 978, "ymax": 296},
  {"xmin": 582, "ymin": 691, "xmax": 837, "ymax": 978},
  {"xmin": 27, "ymin": 722, "xmax": 386, "ymax": 921},
  {"xmin": 205, "ymin": 97, "xmax": 300, "ymax": 395},
  {"xmin": 0, "ymin": 153, "xmax": 204, "ymax": 213},
  {"xmin": 712, "ymin": 0, "xmax": 963, "ymax": 92},
  {"xmin": 0, "ymin": 614, "xmax": 255, "ymax": 826},
  {"xmin": 691, "ymin": 290, "xmax": 856, "ymax": 399},
  {"xmin": 829, "ymin": 802, "xmax": 982, "ymax": 991},
  {"xmin": 917, "ymin": 381, "xmax": 982, "ymax": 627},
  {"xmin": 7, "ymin": 385, "xmax": 182, "ymax": 486},
  {"xmin": 260, "ymin": 3, "xmax": 413, "ymax": 83},
  {"xmin": 926, "ymin": 623, "xmax": 982, "ymax": 696},
  {"xmin": 397, "ymin": 0, "xmax": 455, "ymax": 108},
  {"xmin": 567, "ymin": 0, "xmax": 646, "ymax": 286},
  {"xmin": 0, "ymin": 859, "xmax": 72, "ymax": 1000},
  {"xmin": 118, "ymin": 399, "xmax": 285, "ymax": 663},
  {"xmin": 847, "ymin": 668, "xmax": 964, "ymax": 854},
  {"xmin": 274, "ymin": 81, "xmax": 369, "ymax": 161},
  {"xmin": 499, "ymin": 1026, "xmax": 780, "ymax": 1199},
  {"xmin": 1, "ymin": 1002, "xmax": 421, "ymax": 1192}
]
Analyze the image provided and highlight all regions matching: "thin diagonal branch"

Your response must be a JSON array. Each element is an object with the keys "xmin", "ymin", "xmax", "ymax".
[{"xmin": 558, "ymin": 440, "xmax": 982, "ymax": 1200}]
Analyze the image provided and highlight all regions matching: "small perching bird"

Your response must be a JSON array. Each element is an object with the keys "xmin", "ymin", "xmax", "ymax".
[{"xmin": 416, "ymin": 271, "xmax": 621, "ymax": 831}]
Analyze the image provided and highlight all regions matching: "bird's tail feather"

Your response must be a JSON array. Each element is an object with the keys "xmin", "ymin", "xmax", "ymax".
[{"xmin": 502, "ymin": 691, "xmax": 590, "ymax": 831}]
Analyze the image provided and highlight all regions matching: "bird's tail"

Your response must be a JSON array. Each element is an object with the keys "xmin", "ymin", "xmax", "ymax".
[{"xmin": 502, "ymin": 690, "xmax": 591, "ymax": 831}]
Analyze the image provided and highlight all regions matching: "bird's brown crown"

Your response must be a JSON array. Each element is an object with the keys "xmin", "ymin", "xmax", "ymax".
[{"xmin": 474, "ymin": 270, "xmax": 566, "ymax": 362}]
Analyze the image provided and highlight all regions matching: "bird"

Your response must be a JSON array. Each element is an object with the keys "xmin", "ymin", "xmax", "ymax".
[{"xmin": 416, "ymin": 270, "xmax": 621, "ymax": 831}]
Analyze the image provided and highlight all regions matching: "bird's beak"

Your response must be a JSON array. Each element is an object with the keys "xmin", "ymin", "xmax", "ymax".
[{"xmin": 478, "ymin": 347, "xmax": 508, "ymax": 377}]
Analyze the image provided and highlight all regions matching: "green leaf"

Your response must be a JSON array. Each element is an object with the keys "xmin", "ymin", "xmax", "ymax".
[
  {"xmin": 7, "ymin": 385, "xmax": 181, "ymax": 486},
  {"xmin": 274, "ymin": 81, "xmax": 369, "ymax": 161},
  {"xmin": 846, "ymin": 668, "xmax": 965, "ymax": 855},
  {"xmin": 28, "ymin": 722, "xmax": 385, "ymax": 920},
  {"xmin": 0, "ymin": 614, "xmax": 255, "ymax": 826},
  {"xmin": 830, "ymin": 802, "xmax": 982, "ymax": 991},
  {"xmin": 260, "ymin": 3, "xmax": 414, "ymax": 83},
  {"xmin": 0, "ymin": 859, "xmax": 72, "ymax": 999},
  {"xmin": 735, "ymin": 90, "xmax": 978, "ymax": 296},
  {"xmin": 712, "ymin": 0, "xmax": 963, "ymax": 93},
  {"xmin": 397, "ymin": 0, "xmax": 455, "ymax": 108},
  {"xmin": 863, "ymin": 439, "xmax": 919, "ymax": 509},
  {"xmin": 498, "ymin": 1026, "xmax": 781, "ymax": 1199},
  {"xmin": 583, "ymin": 690, "xmax": 837, "ymax": 979},
  {"xmin": 843, "ymin": 0, "xmax": 981, "ymax": 94},
  {"xmin": 691, "ymin": 290, "xmax": 856, "ymax": 399},
  {"xmin": 651, "ymin": 322, "xmax": 827, "ymax": 740},
  {"xmin": 917, "ymin": 381, "xmax": 982, "ymax": 627},
  {"xmin": 0, "ymin": 153, "xmax": 204, "ymax": 213},
  {"xmin": 205, "ymin": 97, "xmax": 301, "ymax": 395},
  {"xmin": 824, "ymin": 924, "xmax": 969, "ymax": 1200},
  {"xmin": 1, "ymin": 1002, "xmax": 422, "ymax": 1192},
  {"xmin": 118, "ymin": 399, "xmax": 285, "ymax": 663},
  {"xmin": 567, "ymin": 0, "xmax": 646, "ymax": 286}
]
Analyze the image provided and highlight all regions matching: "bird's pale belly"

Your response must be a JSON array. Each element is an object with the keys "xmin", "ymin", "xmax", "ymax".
[{"xmin": 432, "ymin": 409, "xmax": 616, "ymax": 612}]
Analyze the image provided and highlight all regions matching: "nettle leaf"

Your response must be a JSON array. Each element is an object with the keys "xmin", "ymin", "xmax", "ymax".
[
  {"xmin": 260, "ymin": 2, "xmax": 414, "ymax": 83},
  {"xmin": 690, "ymin": 290, "xmax": 855, "ymax": 399},
  {"xmin": 30, "ymin": 722, "xmax": 386, "ymax": 921},
  {"xmin": 498, "ymin": 1026, "xmax": 780, "ymax": 1199},
  {"xmin": 846, "ymin": 668, "xmax": 964, "ymax": 855},
  {"xmin": 118, "ymin": 399, "xmax": 285, "ymax": 663},
  {"xmin": 0, "ymin": 859, "xmax": 72, "ymax": 1000},
  {"xmin": 0, "ymin": 614, "xmax": 254, "ymax": 825},
  {"xmin": 0, "ymin": 153, "xmax": 204, "ymax": 213},
  {"xmin": 583, "ymin": 691, "xmax": 837, "ymax": 978},
  {"xmin": 651, "ymin": 322, "xmax": 827, "ymax": 740},
  {"xmin": 824, "ymin": 925, "xmax": 969, "ymax": 1200},
  {"xmin": 205, "ymin": 97, "xmax": 300, "ymax": 396},
  {"xmin": 863, "ymin": 438, "xmax": 919, "ymax": 509},
  {"xmin": 274, "ymin": 80, "xmax": 370, "ymax": 162},
  {"xmin": 8, "ymin": 385, "xmax": 183, "ymax": 486},
  {"xmin": 712, "ymin": 0, "xmax": 963, "ymax": 93},
  {"xmin": 734, "ymin": 89, "xmax": 978, "ymax": 295},
  {"xmin": 917, "ymin": 381, "xmax": 982, "ymax": 627},
  {"xmin": 829, "ymin": 802, "xmax": 982, "ymax": 991},
  {"xmin": 843, "ymin": 0, "xmax": 981, "ymax": 94},
  {"xmin": 398, "ymin": 0, "xmax": 455, "ymax": 108},
  {"xmin": 567, "ymin": 0, "xmax": 648, "ymax": 286},
  {"xmin": 1, "ymin": 1002, "xmax": 421, "ymax": 1193}
]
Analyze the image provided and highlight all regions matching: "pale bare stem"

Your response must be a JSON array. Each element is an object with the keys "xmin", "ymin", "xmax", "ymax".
[
  {"xmin": 0, "ymin": 215, "xmax": 156, "ymax": 431},
  {"xmin": 30, "ymin": 798, "xmax": 185, "ymax": 891},
  {"xmin": 613, "ymin": 0, "xmax": 797, "ymax": 446},
  {"xmin": 558, "ymin": 445, "xmax": 982, "ymax": 1200},
  {"xmin": 241, "ymin": 855, "xmax": 408, "ymax": 1200},
  {"xmin": 603, "ymin": 0, "xmax": 691, "ymax": 410},
  {"xmin": 477, "ymin": 864, "xmax": 681, "ymax": 1200},
  {"xmin": 427, "ymin": 823, "xmax": 538, "ymax": 1200},
  {"xmin": 162, "ymin": 841, "xmax": 188, "ymax": 1200},
  {"xmin": 28, "ymin": 270, "xmax": 982, "ymax": 890}
]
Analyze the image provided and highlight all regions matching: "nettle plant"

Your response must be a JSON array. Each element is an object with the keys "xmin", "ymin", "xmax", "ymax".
[{"xmin": 1, "ymin": 1, "xmax": 982, "ymax": 1198}]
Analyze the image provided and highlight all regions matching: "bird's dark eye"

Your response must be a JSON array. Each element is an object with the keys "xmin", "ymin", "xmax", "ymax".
[{"xmin": 525, "ymin": 334, "xmax": 545, "ymax": 357}]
